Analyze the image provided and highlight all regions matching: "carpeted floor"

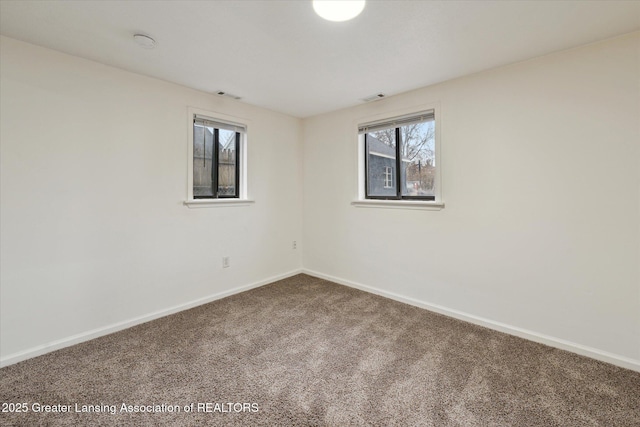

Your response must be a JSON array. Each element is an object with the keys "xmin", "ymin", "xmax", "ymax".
[{"xmin": 1, "ymin": 274, "xmax": 639, "ymax": 426}]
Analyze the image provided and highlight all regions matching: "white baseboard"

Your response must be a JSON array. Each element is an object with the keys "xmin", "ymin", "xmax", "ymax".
[
  {"xmin": 0, "ymin": 269, "xmax": 303, "ymax": 368},
  {"xmin": 4, "ymin": 268, "xmax": 638, "ymax": 373},
  {"xmin": 302, "ymin": 269, "xmax": 640, "ymax": 373}
]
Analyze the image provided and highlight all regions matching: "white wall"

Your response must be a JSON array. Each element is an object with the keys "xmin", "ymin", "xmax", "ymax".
[
  {"xmin": 302, "ymin": 33, "xmax": 640, "ymax": 366},
  {"xmin": 0, "ymin": 36, "xmax": 303, "ymax": 363}
]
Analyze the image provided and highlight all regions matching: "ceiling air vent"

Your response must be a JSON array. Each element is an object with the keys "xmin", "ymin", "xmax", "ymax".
[
  {"xmin": 361, "ymin": 93, "xmax": 386, "ymax": 102},
  {"xmin": 216, "ymin": 91, "xmax": 242, "ymax": 100}
]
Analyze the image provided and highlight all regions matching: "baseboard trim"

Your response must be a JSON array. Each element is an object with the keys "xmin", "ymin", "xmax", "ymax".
[
  {"xmin": 302, "ymin": 269, "xmax": 640, "ymax": 373},
  {"xmin": 0, "ymin": 269, "xmax": 303, "ymax": 368}
]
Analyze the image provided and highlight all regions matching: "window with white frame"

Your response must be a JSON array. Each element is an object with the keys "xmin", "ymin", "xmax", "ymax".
[
  {"xmin": 383, "ymin": 166, "xmax": 393, "ymax": 188},
  {"xmin": 361, "ymin": 110, "xmax": 436, "ymax": 201},
  {"xmin": 188, "ymin": 112, "xmax": 247, "ymax": 203}
]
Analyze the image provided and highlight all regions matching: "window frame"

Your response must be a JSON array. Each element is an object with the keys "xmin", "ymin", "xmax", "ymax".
[
  {"xmin": 185, "ymin": 107, "xmax": 252, "ymax": 208},
  {"xmin": 192, "ymin": 125, "xmax": 241, "ymax": 199},
  {"xmin": 354, "ymin": 105, "xmax": 444, "ymax": 210}
]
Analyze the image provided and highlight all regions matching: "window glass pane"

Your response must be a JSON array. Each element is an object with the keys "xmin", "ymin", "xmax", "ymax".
[
  {"xmin": 366, "ymin": 129, "xmax": 397, "ymax": 197},
  {"xmin": 218, "ymin": 129, "xmax": 237, "ymax": 197},
  {"xmin": 400, "ymin": 120, "xmax": 435, "ymax": 197},
  {"xmin": 193, "ymin": 124, "xmax": 214, "ymax": 198}
]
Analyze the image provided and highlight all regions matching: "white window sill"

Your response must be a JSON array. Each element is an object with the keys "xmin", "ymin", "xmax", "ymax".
[
  {"xmin": 351, "ymin": 200, "xmax": 444, "ymax": 211},
  {"xmin": 184, "ymin": 199, "xmax": 255, "ymax": 209}
]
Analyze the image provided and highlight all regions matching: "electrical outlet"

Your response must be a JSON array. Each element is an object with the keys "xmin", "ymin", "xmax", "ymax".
[
  {"xmin": 292, "ymin": 241, "xmax": 297, "ymax": 250},
  {"xmin": 222, "ymin": 256, "xmax": 230, "ymax": 268}
]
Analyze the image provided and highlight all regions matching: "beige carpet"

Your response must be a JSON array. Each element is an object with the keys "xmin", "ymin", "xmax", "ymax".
[{"xmin": 1, "ymin": 274, "xmax": 639, "ymax": 426}]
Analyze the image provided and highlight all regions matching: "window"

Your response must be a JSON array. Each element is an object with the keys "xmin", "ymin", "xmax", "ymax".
[
  {"xmin": 361, "ymin": 110, "xmax": 437, "ymax": 201},
  {"xmin": 383, "ymin": 166, "xmax": 393, "ymax": 188},
  {"xmin": 185, "ymin": 109, "xmax": 251, "ymax": 207}
]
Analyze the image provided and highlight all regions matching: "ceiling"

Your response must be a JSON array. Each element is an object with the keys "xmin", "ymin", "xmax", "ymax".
[{"xmin": 1, "ymin": 1, "xmax": 639, "ymax": 118}]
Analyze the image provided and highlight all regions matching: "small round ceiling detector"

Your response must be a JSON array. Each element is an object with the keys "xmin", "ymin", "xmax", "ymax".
[
  {"xmin": 133, "ymin": 34, "xmax": 156, "ymax": 49},
  {"xmin": 313, "ymin": 0, "xmax": 365, "ymax": 22}
]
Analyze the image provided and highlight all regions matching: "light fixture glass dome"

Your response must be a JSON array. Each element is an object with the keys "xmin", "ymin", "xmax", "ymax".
[{"xmin": 313, "ymin": 0, "xmax": 365, "ymax": 22}]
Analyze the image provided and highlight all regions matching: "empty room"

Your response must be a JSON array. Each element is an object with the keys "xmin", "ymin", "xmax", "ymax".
[{"xmin": 1, "ymin": 0, "xmax": 639, "ymax": 425}]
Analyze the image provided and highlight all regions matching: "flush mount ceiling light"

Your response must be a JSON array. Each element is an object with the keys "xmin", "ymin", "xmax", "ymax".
[
  {"xmin": 313, "ymin": 0, "xmax": 365, "ymax": 22},
  {"xmin": 133, "ymin": 33, "xmax": 156, "ymax": 49}
]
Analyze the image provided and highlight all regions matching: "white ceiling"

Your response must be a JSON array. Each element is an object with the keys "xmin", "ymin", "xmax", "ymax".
[{"xmin": 1, "ymin": 1, "xmax": 639, "ymax": 118}]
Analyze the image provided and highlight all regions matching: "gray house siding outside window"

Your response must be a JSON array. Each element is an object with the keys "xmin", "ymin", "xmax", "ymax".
[{"xmin": 366, "ymin": 135, "xmax": 410, "ymax": 197}]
